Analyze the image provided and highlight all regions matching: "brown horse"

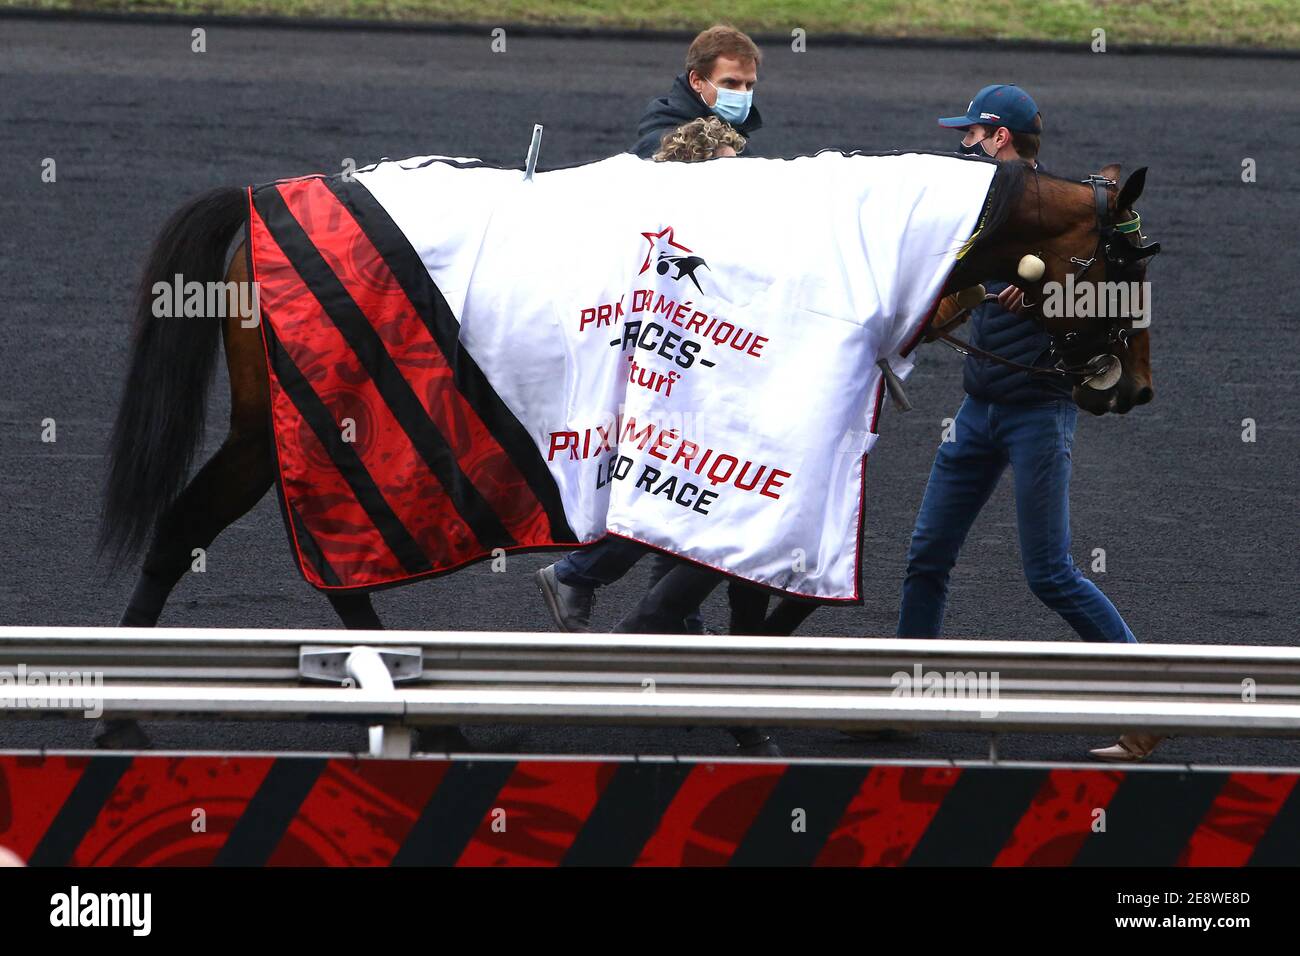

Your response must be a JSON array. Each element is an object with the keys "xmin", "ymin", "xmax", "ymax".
[{"xmin": 99, "ymin": 157, "xmax": 1159, "ymax": 636}]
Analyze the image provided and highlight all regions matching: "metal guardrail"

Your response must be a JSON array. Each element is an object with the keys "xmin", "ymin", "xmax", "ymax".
[{"xmin": 2, "ymin": 627, "xmax": 1298, "ymax": 757}]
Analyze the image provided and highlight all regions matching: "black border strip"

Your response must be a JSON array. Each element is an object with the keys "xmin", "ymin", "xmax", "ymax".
[
  {"xmin": 27, "ymin": 756, "xmax": 133, "ymax": 867},
  {"xmin": 1071, "ymin": 771, "xmax": 1227, "ymax": 866},
  {"xmin": 288, "ymin": 499, "xmax": 342, "ymax": 587},
  {"xmin": 392, "ymin": 760, "xmax": 518, "ymax": 866},
  {"xmin": 728, "ymin": 765, "xmax": 867, "ymax": 867},
  {"xmin": 214, "ymin": 758, "xmax": 327, "ymax": 866},
  {"xmin": 257, "ymin": 183, "xmax": 516, "ymax": 551},
  {"xmin": 324, "ymin": 174, "xmax": 576, "ymax": 543},
  {"xmin": 905, "ymin": 767, "xmax": 1048, "ymax": 866},
  {"xmin": 1249, "ymin": 779, "xmax": 1300, "ymax": 866},
  {"xmin": 562, "ymin": 762, "xmax": 692, "ymax": 866}
]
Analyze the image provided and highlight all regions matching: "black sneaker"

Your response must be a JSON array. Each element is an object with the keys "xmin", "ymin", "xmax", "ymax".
[{"xmin": 535, "ymin": 564, "xmax": 595, "ymax": 632}]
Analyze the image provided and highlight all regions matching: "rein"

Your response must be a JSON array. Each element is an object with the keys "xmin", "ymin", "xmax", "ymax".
[{"xmin": 934, "ymin": 295, "xmax": 1120, "ymax": 387}]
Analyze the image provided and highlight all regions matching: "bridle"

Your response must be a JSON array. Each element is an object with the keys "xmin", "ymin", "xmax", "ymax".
[{"xmin": 937, "ymin": 171, "xmax": 1162, "ymax": 388}]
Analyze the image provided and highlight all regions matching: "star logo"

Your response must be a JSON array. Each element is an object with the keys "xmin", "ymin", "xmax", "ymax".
[
  {"xmin": 639, "ymin": 226, "xmax": 692, "ymax": 275},
  {"xmin": 639, "ymin": 226, "xmax": 710, "ymax": 293}
]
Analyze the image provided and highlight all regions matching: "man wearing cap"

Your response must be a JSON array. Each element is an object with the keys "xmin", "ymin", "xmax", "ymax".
[{"xmin": 898, "ymin": 85, "xmax": 1157, "ymax": 761}]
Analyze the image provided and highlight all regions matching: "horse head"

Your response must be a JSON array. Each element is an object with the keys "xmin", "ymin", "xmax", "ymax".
[{"xmin": 1023, "ymin": 163, "xmax": 1161, "ymax": 415}]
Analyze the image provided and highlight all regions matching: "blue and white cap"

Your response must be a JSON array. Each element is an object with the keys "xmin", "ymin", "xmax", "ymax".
[{"xmin": 939, "ymin": 84, "xmax": 1042, "ymax": 134}]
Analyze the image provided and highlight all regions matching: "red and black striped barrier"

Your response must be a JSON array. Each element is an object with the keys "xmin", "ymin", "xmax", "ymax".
[{"xmin": 2, "ymin": 755, "xmax": 1296, "ymax": 866}]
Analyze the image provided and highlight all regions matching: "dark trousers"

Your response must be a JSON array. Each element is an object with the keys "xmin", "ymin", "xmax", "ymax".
[
  {"xmin": 898, "ymin": 396, "xmax": 1136, "ymax": 643},
  {"xmin": 554, "ymin": 537, "xmax": 705, "ymax": 631},
  {"xmin": 613, "ymin": 564, "xmax": 724, "ymax": 633}
]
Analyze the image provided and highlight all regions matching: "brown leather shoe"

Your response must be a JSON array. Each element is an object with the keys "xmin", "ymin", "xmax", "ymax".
[{"xmin": 1088, "ymin": 732, "xmax": 1165, "ymax": 762}]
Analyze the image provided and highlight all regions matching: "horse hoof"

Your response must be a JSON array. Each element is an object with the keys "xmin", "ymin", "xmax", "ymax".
[
  {"xmin": 415, "ymin": 726, "xmax": 472, "ymax": 753},
  {"xmin": 93, "ymin": 718, "xmax": 151, "ymax": 750}
]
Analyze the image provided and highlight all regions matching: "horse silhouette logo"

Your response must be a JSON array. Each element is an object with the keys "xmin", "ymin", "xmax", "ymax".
[{"xmin": 654, "ymin": 253, "xmax": 710, "ymax": 292}]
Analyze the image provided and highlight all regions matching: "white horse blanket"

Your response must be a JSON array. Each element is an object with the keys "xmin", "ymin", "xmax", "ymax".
[{"xmin": 249, "ymin": 151, "xmax": 995, "ymax": 599}]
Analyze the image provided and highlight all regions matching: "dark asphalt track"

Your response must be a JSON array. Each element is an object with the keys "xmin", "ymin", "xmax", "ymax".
[{"xmin": 1, "ymin": 18, "xmax": 1297, "ymax": 764}]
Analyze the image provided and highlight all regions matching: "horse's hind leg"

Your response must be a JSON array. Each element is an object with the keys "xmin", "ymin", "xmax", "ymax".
[
  {"xmin": 119, "ymin": 419, "xmax": 273, "ymax": 624},
  {"xmin": 119, "ymin": 244, "xmax": 384, "ymax": 632},
  {"xmin": 326, "ymin": 591, "xmax": 382, "ymax": 629},
  {"xmin": 119, "ymin": 247, "xmax": 274, "ymax": 626}
]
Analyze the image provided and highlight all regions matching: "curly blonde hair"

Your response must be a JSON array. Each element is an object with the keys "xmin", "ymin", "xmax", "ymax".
[{"xmin": 652, "ymin": 116, "xmax": 747, "ymax": 163}]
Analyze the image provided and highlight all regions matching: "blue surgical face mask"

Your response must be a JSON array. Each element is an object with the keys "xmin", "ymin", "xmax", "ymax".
[{"xmin": 705, "ymin": 77, "xmax": 753, "ymax": 125}]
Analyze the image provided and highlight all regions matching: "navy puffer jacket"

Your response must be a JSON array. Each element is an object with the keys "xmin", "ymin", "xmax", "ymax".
[
  {"xmin": 962, "ymin": 162, "xmax": 1071, "ymax": 404},
  {"xmin": 630, "ymin": 73, "xmax": 763, "ymax": 159},
  {"xmin": 961, "ymin": 279, "xmax": 1071, "ymax": 404}
]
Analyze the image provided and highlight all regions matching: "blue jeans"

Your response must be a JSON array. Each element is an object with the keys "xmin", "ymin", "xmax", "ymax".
[
  {"xmin": 897, "ymin": 396, "xmax": 1136, "ymax": 643},
  {"xmin": 554, "ymin": 538, "xmax": 705, "ymax": 631}
]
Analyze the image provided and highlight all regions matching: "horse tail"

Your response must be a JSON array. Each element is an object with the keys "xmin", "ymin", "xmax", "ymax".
[{"xmin": 98, "ymin": 187, "xmax": 249, "ymax": 562}]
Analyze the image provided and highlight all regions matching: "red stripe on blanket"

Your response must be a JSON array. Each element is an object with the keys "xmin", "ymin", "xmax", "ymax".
[
  {"xmin": 250, "ymin": 204, "xmax": 417, "ymax": 586},
  {"xmin": 250, "ymin": 177, "xmax": 560, "ymax": 590},
  {"xmin": 285, "ymin": 178, "xmax": 555, "ymax": 550}
]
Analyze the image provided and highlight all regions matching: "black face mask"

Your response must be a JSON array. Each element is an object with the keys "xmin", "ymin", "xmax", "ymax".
[{"xmin": 958, "ymin": 135, "xmax": 992, "ymax": 157}]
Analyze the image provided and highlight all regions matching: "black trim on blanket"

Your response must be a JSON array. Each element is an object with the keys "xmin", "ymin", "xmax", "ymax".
[
  {"xmin": 257, "ymin": 185, "xmax": 517, "ymax": 553},
  {"xmin": 323, "ymin": 174, "xmax": 578, "ymax": 544},
  {"xmin": 288, "ymin": 500, "xmax": 342, "ymax": 587},
  {"xmin": 262, "ymin": 319, "xmax": 433, "ymax": 576}
]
